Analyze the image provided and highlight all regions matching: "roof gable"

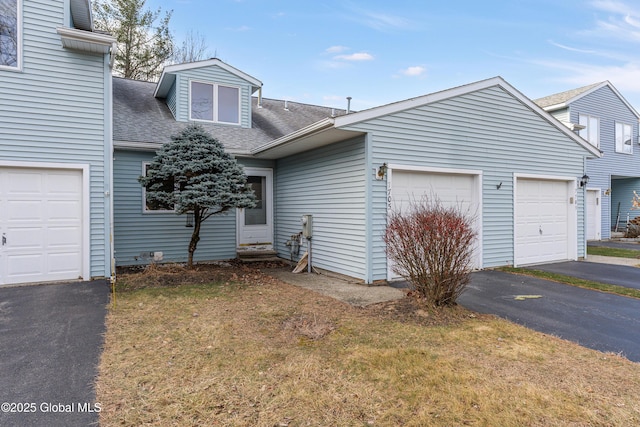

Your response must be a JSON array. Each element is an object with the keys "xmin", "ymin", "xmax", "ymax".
[
  {"xmin": 535, "ymin": 81, "xmax": 640, "ymax": 119},
  {"xmin": 254, "ymin": 76, "xmax": 602, "ymax": 159},
  {"xmin": 154, "ymin": 58, "xmax": 262, "ymax": 98}
]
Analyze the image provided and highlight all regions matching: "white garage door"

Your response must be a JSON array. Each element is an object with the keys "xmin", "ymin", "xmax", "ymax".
[
  {"xmin": 515, "ymin": 178, "xmax": 571, "ymax": 265},
  {"xmin": 388, "ymin": 169, "xmax": 481, "ymax": 279},
  {"xmin": 0, "ymin": 168, "xmax": 83, "ymax": 285}
]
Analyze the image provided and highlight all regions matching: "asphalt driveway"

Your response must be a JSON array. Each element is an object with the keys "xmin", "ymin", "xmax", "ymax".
[
  {"xmin": 460, "ymin": 269, "xmax": 640, "ymax": 362},
  {"xmin": 525, "ymin": 261, "xmax": 640, "ymax": 289},
  {"xmin": 0, "ymin": 281, "xmax": 110, "ymax": 427}
]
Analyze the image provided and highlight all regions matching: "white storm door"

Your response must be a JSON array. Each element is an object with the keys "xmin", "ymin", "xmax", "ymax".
[
  {"xmin": 0, "ymin": 167, "xmax": 84, "ymax": 285},
  {"xmin": 237, "ymin": 168, "xmax": 273, "ymax": 248},
  {"xmin": 586, "ymin": 189, "xmax": 601, "ymax": 241}
]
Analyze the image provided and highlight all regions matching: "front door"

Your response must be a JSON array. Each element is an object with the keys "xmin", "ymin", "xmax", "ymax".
[
  {"xmin": 237, "ymin": 168, "xmax": 273, "ymax": 248},
  {"xmin": 586, "ymin": 189, "xmax": 601, "ymax": 241}
]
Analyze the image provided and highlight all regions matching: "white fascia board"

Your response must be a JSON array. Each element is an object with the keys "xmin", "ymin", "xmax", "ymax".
[
  {"xmin": 334, "ymin": 77, "xmax": 508, "ymax": 128},
  {"xmin": 57, "ymin": 27, "xmax": 115, "ymax": 54},
  {"xmin": 155, "ymin": 58, "xmax": 263, "ymax": 98}
]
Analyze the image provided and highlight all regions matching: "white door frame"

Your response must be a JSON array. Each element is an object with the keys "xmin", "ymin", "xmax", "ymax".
[
  {"xmin": 236, "ymin": 167, "xmax": 274, "ymax": 248},
  {"xmin": 386, "ymin": 164, "xmax": 483, "ymax": 281},
  {"xmin": 0, "ymin": 160, "xmax": 90, "ymax": 285},
  {"xmin": 513, "ymin": 173, "xmax": 577, "ymax": 267},
  {"xmin": 585, "ymin": 188, "xmax": 601, "ymax": 241}
]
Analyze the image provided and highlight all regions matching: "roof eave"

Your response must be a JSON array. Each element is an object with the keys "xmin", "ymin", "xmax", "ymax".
[
  {"xmin": 252, "ymin": 118, "xmax": 367, "ymax": 159},
  {"xmin": 155, "ymin": 58, "xmax": 263, "ymax": 98},
  {"xmin": 57, "ymin": 27, "xmax": 115, "ymax": 54}
]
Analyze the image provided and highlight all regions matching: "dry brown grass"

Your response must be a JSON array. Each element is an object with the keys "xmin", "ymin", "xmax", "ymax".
[{"xmin": 97, "ymin": 264, "xmax": 640, "ymax": 426}]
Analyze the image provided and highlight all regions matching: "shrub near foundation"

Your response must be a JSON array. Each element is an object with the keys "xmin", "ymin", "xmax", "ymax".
[{"xmin": 385, "ymin": 198, "xmax": 476, "ymax": 306}]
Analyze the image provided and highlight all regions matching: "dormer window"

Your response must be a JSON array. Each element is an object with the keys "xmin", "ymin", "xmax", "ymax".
[{"xmin": 189, "ymin": 80, "xmax": 240, "ymax": 125}]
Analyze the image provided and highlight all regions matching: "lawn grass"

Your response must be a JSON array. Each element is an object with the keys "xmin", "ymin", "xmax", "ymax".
[
  {"xmin": 498, "ymin": 266, "xmax": 640, "ymax": 299},
  {"xmin": 97, "ymin": 265, "xmax": 640, "ymax": 426},
  {"xmin": 587, "ymin": 245, "xmax": 640, "ymax": 259}
]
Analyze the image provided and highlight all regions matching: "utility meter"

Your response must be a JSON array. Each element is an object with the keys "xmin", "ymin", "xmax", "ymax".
[{"xmin": 301, "ymin": 214, "xmax": 313, "ymax": 238}]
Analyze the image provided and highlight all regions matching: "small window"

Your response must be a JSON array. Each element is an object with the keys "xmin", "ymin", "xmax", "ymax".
[
  {"xmin": 189, "ymin": 80, "xmax": 240, "ymax": 124},
  {"xmin": 0, "ymin": 0, "xmax": 20, "ymax": 70},
  {"xmin": 615, "ymin": 122, "xmax": 633, "ymax": 154},
  {"xmin": 578, "ymin": 114, "xmax": 599, "ymax": 148},
  {"xmin": 143, "ymin": 163, "xmax": 175, "ymax": 212}
]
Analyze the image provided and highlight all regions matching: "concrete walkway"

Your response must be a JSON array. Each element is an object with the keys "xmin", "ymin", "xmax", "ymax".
[
  {"xmin": 263, "ymin": 268, "xmax": 405, "ymax": 307},
  {"xmin": 586, "ymin": 255, "xmax": 640, "ymax": 267}
]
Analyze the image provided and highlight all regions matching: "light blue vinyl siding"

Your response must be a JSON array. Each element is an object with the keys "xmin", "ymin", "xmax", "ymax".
[
  {"xmin": 568, "ymin": 85, "xmax": 640, "ymax": 238},
  {"xmin": 172, "ymin": 66, "xmax": 253, "ymax": 127},
  {"xmin": 166, "ymin": 80, "xmax": 177, "ymax": 118},
  {"xmin": 0, "ymin": 0, "xmax": 110, "ymax": 278},
  {"xmin": 611, "ymin": 178, "xmax": 640, "ymax": 227},
  {"xmin": 274, "ymin": 137, "xmax": 367, "ymax": 280},
  {"xmin": 113, "ymin": 150, "xmax": 273, "ymax": 266},
  {"xmin": 342, "ymin": 86, "xmax": 589, "ymax": 280}
]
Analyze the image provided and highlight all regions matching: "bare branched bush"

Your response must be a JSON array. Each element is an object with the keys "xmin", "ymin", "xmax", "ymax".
[{"xmin": 385, "ymin": 198, "xmax": 477, "ymax": 307}]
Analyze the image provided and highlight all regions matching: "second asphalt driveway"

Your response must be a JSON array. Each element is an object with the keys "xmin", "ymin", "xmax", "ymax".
[
  {"xmin": 460, "ymin": 268, "xmax": 640, "ymax": 362},
  {"xmin": 526, "ymin": 260, "xmax": 640, "ymax": 289}
]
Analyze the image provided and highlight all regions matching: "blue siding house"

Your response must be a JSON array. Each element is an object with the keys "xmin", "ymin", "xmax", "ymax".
[
  {"xmin": 113, "ymin": 61, "xmax": 600, "ymax": 284},
  {"xmin": 535, "ymin": 82, "xmax": 640, "ymax": 240},
  {"xmin": 0, "ymin": 0, "xmax": 115, "ymax": 285},
  {"xmin": 112, "ymin": 59, "xmax": 342, "ymax": 266}
]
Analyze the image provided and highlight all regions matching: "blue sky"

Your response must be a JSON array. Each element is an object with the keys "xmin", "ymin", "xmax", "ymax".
[{"xmin": 146, "ymin": 0, "xmax": 640, "ymax": 112}]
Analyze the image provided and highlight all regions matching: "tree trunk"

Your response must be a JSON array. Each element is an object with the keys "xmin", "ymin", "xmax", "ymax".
[{"xmin": 187, "ymin": 208, "xmax": 202, "ymax": 268}]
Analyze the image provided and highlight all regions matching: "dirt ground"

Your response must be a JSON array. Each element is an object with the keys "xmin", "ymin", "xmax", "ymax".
[{"xmin": 115, "ymin": 260, "xmax": 472, "ymax": 327}]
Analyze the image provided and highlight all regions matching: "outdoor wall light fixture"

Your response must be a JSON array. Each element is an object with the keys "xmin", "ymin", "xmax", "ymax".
[
  {"xmin": 186, "ymin": 212, "xmax": 194, "ymax": 227},
  {"xmin": 579, "ymin": 175, "xmax": 590, "ymax": 188},
  {"xmin": 376, "ymin": 163, "xmax": 388, "ymax": 180}
]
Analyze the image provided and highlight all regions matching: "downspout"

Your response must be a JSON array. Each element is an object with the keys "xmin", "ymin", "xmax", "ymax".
[
  {"xmin": 364, "ymin": 132, "xmax": 374, "ymax": 284},
  {"xmin": 104, "ymin": 46, "xmax": 115, "ymax": 283}
]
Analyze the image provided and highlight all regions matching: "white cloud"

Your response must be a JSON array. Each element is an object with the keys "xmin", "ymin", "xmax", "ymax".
[
  {"xmin": 547, "ymin": 40, "xmax": 597, "ymax": 54},
  {"xmin": 401, "ymin": 66, "xmax": 426, "ymax": 77},
  {"xmin": 333, "ymin": 52, "xmax": 374, "ymax": 61},
  {"xmin": 325, "ymin": 45, "xmax": 349, "ymax": 54}
]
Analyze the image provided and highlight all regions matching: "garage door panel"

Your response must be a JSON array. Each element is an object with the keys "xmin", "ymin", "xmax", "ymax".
[
  {"xmin": 389, "ymin": 170, "xmax": 481, "ymax": 279},
  {"xmin": 516, "ymin": 178, "xmax": 570, "ymax": 265},
  {"xmin": 0, "ymin": 167, "xmax": 83, "ymax": 285}
]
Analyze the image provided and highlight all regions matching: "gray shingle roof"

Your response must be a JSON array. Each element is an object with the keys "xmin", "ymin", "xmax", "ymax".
[
  {"xmin": 534, "ymin": 82, "xmax": 604, "ymax": 108},
  {"xmin": 113, "ymin": 77, "xmax": 345, "ymax": 154}
]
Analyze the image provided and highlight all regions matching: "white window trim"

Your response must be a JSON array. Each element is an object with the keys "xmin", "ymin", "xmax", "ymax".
[
  {"xmin": 188, "ymin": 79, "xmax": 241, "ymax": 125},
  {"xmin": 0, "ymin": 0, "xmax": 22, "ymax": 72},
  {"xmin": 142, "ymin": 162, "xmax": 176, "ymax": 213},
  {"xmin": 578, "ymin": 114, "xmax": 599, "ymax": 148},
  {"xmin": 615, "ymin": 121, "xmax": 633, "ymax": 154}
]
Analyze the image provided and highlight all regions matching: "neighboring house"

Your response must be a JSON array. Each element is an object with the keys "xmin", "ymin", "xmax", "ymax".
[
  {"xmin": 113, "ymin": 59, "xmax": 601, "ymax": 284},
  {"xmin": 535, "ymin": 82, "xmax": 640, "ymax": 240},
  {"xmin": 0, "ymin": 0, "xmax": 115, "ymax": 285}
]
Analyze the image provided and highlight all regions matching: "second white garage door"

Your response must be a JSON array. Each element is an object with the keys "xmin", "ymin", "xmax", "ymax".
[
  {"xmin": 515, "ymin": 177, "xmax": 574, "ymax": 266},
  {"xmin": 0, "ymin": 167, "xmax": 84, "ymax": 285}
]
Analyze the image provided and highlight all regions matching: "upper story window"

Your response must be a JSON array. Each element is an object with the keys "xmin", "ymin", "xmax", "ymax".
[
  {"xmin": 189, "ymin": 80, "xmax": 240, "ymax": 125},
  {"xmin": 143, "ymin": 163, "xmax": 175, "ymax": 212},
  {"xmin": 615, "ymin": 122, "xmax": 633, "ymax": 154},
  {"xmin": 578, "ymin": 114, "xmax": 599, "ymax": 148},
  {"xmin": 0, "ymin": 0, "xmax": 20, "ymax": 70}
]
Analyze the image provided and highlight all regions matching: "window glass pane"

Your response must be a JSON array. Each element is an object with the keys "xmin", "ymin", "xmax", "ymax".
[
  {"xmin": 0, "ymin": 0, "xmax": 18, "ymax": 68},
  {"xmin": 589, "ymin": 117, "xmax": 599, "ymax": 147},
  {"xmin": 624, "ymin": 124, "xmax": 632, "ymax": 153},
  {"xmin": 144, "ymin": 164, "xmax": 174, "ymax": 211},
  {"xmin": 244, "ymin": 176, "xmax": 266, "ymax": 225},
  {"xmin": 218, "ymin": 85, "xmax": 239, "ymax": 123},
  {"xmin": 191, "ymin": 81, "xmax": 214, "ymax": 121}
]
